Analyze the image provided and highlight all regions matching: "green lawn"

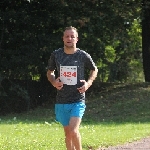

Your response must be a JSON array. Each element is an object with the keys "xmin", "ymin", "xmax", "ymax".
[{"xmin": 0, "ymin": 82, "xmax": 150, "ymax": 150}]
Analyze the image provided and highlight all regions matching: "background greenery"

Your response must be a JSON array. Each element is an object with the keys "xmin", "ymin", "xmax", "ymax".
[
  {"xmin": 0, "ymin": 0, "xmax": 143, "ymax": 81},
  {"xmin": 1, "ymin": 1, "xmax": 150, "ymax": 149},
  {"xmin": 0, "ymin": 0, "xmax": 150, "ymax": 112}
]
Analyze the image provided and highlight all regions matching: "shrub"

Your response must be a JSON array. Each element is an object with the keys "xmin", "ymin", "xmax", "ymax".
[{"xmin": 0, "ymin": 78, "xmax": 30, "ymax": 114}]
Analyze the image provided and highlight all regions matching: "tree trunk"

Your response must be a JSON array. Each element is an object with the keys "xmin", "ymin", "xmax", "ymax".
[{"xmin": 142, "ymin": 0, "xmax": 150, "ymax": 82}]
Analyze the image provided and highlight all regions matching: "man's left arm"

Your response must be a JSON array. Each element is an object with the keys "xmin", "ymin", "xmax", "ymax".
[
  {"xmin": 77, "ymin": 66, "xmax": 98, "ymax": 93},
  {"xmin": 87, "ymin": 66, "xmax": 98, "ymax": 88}
]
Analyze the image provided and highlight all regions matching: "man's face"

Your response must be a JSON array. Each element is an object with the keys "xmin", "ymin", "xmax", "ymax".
[{"xmin": 63, "ymin": 29, "xmax": 78, "ymax": 48}]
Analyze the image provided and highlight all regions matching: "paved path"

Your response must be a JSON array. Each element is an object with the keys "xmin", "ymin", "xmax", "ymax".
[{"xmin": 98, "ymin": 137, "xmax": 150, "ymax": 150}]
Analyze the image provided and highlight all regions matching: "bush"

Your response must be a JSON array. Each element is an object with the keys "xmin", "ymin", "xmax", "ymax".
[{"xmin": 0, "ymin": 78, "xmax": 30, "ymax": 114}]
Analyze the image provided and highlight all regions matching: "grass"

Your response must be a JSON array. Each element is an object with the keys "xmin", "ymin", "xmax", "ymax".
[{"xmin": 0, "ymin": 82, "xmax": 150, "ymax": 150}]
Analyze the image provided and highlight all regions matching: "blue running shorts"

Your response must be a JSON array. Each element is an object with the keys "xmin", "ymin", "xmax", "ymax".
[{"xmin": 55, "ymin": 102, "xmax": 86, "ymax": 126}]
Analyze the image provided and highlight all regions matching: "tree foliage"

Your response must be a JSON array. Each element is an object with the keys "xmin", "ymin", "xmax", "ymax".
[
  {"xmin": 0, "ymin": 0, "xmax": 142, "ymax": 81},
  {"xmin": 0, "ymin": 0, "xmax": 146, "ymax": 112}
]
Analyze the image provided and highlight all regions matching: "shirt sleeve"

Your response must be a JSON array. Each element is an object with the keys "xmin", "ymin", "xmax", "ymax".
[
  {"xmin": 47, "ymin": 52, "xmax": 56, "ymax": 71},
  {"xmin": 84, "ymin": 52, "xmax": 97, "ymax": 70}
]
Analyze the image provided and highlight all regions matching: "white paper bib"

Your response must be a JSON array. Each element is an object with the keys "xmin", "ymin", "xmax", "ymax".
[{"xmin": 60, "ymin": 66, "xmax": 77, "ymax": 85}]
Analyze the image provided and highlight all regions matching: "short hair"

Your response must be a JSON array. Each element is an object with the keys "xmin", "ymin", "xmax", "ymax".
[{"xmin": 64, "ymin": 26, "xmax": 78, "ymax": 37}]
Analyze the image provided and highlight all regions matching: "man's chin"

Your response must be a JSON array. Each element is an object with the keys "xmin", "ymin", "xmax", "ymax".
[{"xmin": 65, "ymin": 45, "xmax": 74, "ymax": 48}]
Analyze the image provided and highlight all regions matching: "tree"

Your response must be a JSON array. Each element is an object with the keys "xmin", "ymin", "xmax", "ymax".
[
  {"xmin": 0, "ymin": 0, "xmax": 145, "ymax": 112},
  {"xmin": 0, "ymin": 0, "xmax": 143, "ymax": 81},
  {"xmin": 142, "ymin": 0, "xmax": 150, "ymax": 82}
]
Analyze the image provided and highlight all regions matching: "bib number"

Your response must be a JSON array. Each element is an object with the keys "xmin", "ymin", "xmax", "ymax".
[{"xmin": 60, "ymin": 66, "xmax": 77, "ymax": 85}]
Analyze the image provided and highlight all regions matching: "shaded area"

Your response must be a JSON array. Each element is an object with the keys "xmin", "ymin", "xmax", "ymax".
[
  {"xmin": 84, "ymin": 82, "xmax": 150, "ymax": 123},
  {"xmin": 0, "ymin": 78, "xmax": 56, "ymax": 114},
  {"xmin": 1, "ymin": 82, "xmax": 150, "ymax": 124}
]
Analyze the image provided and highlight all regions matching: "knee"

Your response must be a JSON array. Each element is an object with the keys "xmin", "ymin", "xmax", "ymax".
[
  {"xmin": 64, "ymin": 127, "xmax": 80, "ymax": 139},
  {"xmin": 70, "ymin": 129, "xmax": 80, "ymax": 138}
]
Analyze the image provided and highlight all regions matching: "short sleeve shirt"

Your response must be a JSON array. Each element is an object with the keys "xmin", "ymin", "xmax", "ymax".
[{"xmin": 47, "ymin": 48, "xmax": 97, "ymax": 104}]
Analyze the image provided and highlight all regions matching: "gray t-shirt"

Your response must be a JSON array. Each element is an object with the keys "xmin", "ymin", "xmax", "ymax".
[{"xmin": 47, "ymin": 48, "xmax": 97, "ymax": 104}]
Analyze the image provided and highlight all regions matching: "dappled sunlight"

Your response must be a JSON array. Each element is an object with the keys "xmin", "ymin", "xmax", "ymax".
[{"xmin": 85, "ymin": 82, "xmax": 150, "ymax": 123}]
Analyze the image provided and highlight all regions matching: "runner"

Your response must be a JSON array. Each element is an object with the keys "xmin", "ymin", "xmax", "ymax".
[{"xmin": 47, "ymin": 26, "xmax": 98, "ymax": 150}]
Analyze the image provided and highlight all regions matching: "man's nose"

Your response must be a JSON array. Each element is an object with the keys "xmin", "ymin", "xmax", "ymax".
[{"xmin": 67, "ymin": 36, "xmax": 72, "ymax": 40}]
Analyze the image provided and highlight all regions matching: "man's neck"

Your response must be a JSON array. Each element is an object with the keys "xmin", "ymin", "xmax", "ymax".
[{"xmin": 64, "ymin": 47, "xmax": 77, "ymax": 54}]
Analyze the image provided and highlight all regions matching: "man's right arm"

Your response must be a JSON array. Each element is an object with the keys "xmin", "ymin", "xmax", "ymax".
[
  {"xmin": 47, "ymin": 70, "xmax": 63, "ymax": 90},
  {"xmin": 47, "ymin": 70, "xmax": 56, "ymax": 86}
]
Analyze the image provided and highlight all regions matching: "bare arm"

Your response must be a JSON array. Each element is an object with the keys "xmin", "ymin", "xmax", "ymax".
[
  {"xmin": 87, "ymin": 67, "xmax": 98, "ymax": 87},
  {"xmin": 47, "ymin": 70, "xmax": 63, "ymax": 90},
  {"xmin": 77, "ymin": 66, "xmax": 98, "ymax": 93}
]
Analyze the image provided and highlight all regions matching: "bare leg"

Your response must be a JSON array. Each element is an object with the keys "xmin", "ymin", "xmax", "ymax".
[
  {"xmin": 64, "ymin": 117, "xmax": 82, "ymax": 150},
  {"xmin": 64, "ymin": 126, "xmax": 74, "ymax": 150}
]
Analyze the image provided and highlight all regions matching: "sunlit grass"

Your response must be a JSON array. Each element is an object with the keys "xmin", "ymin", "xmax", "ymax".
[
  {"xmin": 0, "ymin": 118, "xmax": 150, "ymax": 150},
  {"xmin": 0, "ymin": 82, "xmax": 150, "ymax": 150},
  {"xmin": 81, "ymin": 122, "xmax": 150, "ymax": 149},
  {"xmin": 0, "ymin": 121, "xmax": 65, "ymax": 149}
]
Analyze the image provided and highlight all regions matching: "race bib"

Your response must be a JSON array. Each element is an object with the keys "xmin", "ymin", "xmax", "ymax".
[{"xmin": 60, "ymin": 66, "xmax": 77, "ymax": 85}]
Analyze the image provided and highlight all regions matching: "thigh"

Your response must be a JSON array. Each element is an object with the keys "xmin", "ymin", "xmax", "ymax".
[{"xmin": 69, "ymin": 117, "xmax": 81, "ymax": 130}]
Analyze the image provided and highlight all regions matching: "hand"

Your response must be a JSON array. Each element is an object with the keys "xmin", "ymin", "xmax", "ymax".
[
  {"xmin": 77, "ymin": 80, "xmax": 89, "ymax": 93},
  {"xmin": 53, "ymin": 77, "xmax": 63, "ymax": 90}
]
